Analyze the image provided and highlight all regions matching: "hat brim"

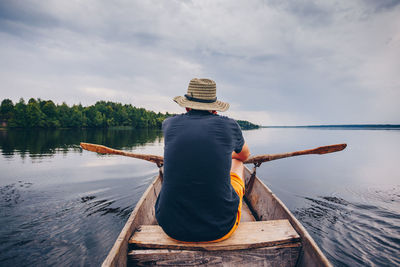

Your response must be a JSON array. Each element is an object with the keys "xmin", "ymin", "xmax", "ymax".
[{"xmin": 173, "ymin": 96, "xmax": 229, "ymax": 112}]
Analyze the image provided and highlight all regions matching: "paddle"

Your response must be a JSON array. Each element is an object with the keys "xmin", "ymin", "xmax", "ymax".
[
  {"xmin": 80, "ymin": 142, "xmax": 164, "ymax": 167},
  {"xmin": 80, "ymin": 142, "xmax": 346, "ymax": 167},
  {"xmin": 244, "ymin": 143, "xmax": 347, "ymax": 165}
]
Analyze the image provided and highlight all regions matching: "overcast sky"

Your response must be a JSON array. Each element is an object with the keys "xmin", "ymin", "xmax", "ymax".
[{"xmin": 0, "ymin": 0, "xmax": 399, "ymax": 125}]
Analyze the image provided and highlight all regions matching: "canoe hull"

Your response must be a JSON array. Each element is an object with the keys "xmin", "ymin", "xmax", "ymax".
[
  {"xmin": 102, "ymin": 175, "xmax": 161, "ymax": 267},
  {"xmin": 243, "ymin": 168, "xmax": 331, "ymax": 267},
  {"xmin": 102, "ymin": 167, "xmax": 331, "ymax": 267}
]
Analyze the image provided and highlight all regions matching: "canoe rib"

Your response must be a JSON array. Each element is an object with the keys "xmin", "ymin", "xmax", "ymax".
[{"xmin": 102, "ymin": 166, "xmax": 332, "ymax": 267}]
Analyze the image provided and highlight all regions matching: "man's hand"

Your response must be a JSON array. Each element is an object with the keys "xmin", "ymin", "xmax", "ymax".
[{"xmin": 232, "ymin": 142, "xmax": 250, "ymax": 162}]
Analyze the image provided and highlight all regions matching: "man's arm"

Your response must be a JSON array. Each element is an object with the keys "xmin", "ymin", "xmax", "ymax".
[{"xmin": 232, "ymin": 142, "xmax": 250, "ymax": 162}]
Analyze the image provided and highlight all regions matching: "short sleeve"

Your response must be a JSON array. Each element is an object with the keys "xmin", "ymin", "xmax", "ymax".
[
  {"xmin": 162, "ymin": 117, "xmax": 171, "ymax": 132},
  {"xmin": 232, "ymin": 120, "xmax": 245, "ymax": 153}
]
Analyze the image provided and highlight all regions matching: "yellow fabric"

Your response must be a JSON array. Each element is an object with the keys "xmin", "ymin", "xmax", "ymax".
[
  {"xmin": 210, "ymin": 172, "xmax": 244, "ymax": 242},
  {"xmin": 171, "ymin": 172, "xmax": 245, "ymax": 243}
]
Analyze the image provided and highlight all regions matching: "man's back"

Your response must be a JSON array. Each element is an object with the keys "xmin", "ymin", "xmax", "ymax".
[{"xmin": 155, "ymin": 109, "xmax": 244, "ymax": 242}]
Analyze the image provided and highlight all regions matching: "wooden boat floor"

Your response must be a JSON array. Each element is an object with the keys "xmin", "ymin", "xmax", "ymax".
[
  {"xmin": 126, "ymin": 194, "xmax": 303, "ymax": 266},
  {"xmin": 104, "ymin": 169, "xmax": 331, "ymax": 267},
  {"xmin": 128, "ymin": 218, "xmax": 301, "ymax": 266},
  {"xmin": 130, "ymin": 220, "xmax": 300, "ymax": 251}
]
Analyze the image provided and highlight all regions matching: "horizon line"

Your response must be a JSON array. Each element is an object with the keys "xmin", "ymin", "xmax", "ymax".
[{"xmin": 260, "ymin": 124, "xmax": 400, "ymax": 128}]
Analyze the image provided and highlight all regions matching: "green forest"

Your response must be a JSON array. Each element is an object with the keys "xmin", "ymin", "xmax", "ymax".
[
  {"xmin": 0, "ymin": 98, "xmax": 259, "ymax": 130},
  {"xmin": 0, "ymin": 98, "xmax": 170, "ymax": 128}
]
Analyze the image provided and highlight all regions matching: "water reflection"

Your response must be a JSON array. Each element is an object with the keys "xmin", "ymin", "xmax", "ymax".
[
  {"xmin": 0, "ymin": 128, "xmax": 162, "ymax": 266},
  {"xmin": 0, "ymin": 128, "xmax": 163, "ymax": 158},
  {"xmin": 0, "ymin": 127, "xmax": 399, "ymax": 266}
]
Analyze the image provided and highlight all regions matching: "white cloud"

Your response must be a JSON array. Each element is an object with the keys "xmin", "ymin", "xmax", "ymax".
[
  {"xmin": 83, "ymin": 87, "xmax": 118, "ymax": 98},
  {"xmin": 225, "ymin": 109, "xmax": 314, "ymax": 126},
  {"xmin": 0, "ymin": 0, "xmax": 399, "ymax": 124}
]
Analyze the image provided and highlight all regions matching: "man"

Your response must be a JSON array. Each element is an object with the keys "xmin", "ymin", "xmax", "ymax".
[{"xmin": 155, "ymin": 78, "xmax": 250, "ymax": 242}]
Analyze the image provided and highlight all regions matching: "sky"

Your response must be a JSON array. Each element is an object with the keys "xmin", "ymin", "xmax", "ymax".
[{"xmin": 0, "ymin": 0, "xmax": 399, "ymax": 126}]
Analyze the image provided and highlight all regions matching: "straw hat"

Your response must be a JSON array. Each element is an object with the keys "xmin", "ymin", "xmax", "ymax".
[{"xmin": 173, "ymin": 78, "xmax": 229, "ymax": 112}]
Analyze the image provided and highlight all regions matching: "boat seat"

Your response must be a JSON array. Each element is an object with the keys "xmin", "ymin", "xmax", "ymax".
[{"xmin": 129, "ymin": 219, "xmax": 300, "ymax": 251}]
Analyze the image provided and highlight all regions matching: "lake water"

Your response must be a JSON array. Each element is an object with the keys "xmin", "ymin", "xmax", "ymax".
[{"xmin": 0, "ymin": 127, "xmax": 399, "ymax": 266}]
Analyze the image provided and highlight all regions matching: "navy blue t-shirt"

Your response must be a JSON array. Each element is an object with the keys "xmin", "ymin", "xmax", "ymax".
[{"xmin": 155, "ymin": 110, "xmax": 245, "ymax": 242}]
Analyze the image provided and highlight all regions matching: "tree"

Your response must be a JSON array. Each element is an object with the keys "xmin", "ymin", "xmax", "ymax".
[
  {"xmin": 42, "ymin": 100, "xmax": 57, "ymax": 118},
  {"xmin": 26, "ymin": 98, "xmax": 46, "ymax": 127},
  {"xmin": 0, "ymin": 99, "xmax": 14, "ymax": 121},
  {"xmin": 1, "ymin": 98, "xmax": 174, "ymax": 129},
  {"xmin": 58, "ymin": 102, "xmax": 72, "ymax": 127},
  {"xmin": 41, "ymin": 100, "xmax": 60, "ymax": 127},
  {"xmin": 9, "ymin": 98, "xmax": 27, "ymax": 127},
  {"xmin": 93, "ymin": 111, "xmax": 105, "ymax": 127}
]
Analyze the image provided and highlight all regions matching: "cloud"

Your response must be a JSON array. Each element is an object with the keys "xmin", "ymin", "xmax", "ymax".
[
  {"xmin": 226, "ymin": 109, "xmax": 311, "ymax": 126},
  {"xmin": 0, "ymin": 0, "xmax": 399, "ymax": 124},
  {"xmin": 81, "ymin": 85, "xmax": 181, "ymax": 114},
  {"xmin": 83, "ymin": 87, "xmax": 118, "ymax": 98},
  {"xmin": 363, "ymin": 0, "xmax": 400, "ymax": 13}
]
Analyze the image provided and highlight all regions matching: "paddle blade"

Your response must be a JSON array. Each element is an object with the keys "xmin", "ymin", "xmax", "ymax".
[
  {"xmin": 313, "ymin": 143, "xmax": 347, "ymax": 154},
  {"xmin": 80, "ymin": 142, "xmax": 111, "ymax": 154}
]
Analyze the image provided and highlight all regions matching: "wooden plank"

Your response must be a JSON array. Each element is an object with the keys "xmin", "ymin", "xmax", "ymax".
[
  {"xmin": 241, "ymin": 200, "xmax": 256, "ymax": 222},
  {"xmin": 243, "ymin": 167, "xmax": 332, "ymax": 267},
  {"xmin": 128, "ymin": 243, "xmax": 301, "ymax": 266},
  {"xmin": 129, "ymin": 220, "xmax": 300, "ymax": 251},
  {"xmin": 102, "ymin": 174, "xmax": 162, "ymax": 267}
]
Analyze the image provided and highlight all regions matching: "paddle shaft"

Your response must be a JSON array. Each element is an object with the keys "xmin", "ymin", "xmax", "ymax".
[
  {"xmin": 244, "ymin": 143, "xmax": 347, "ymax": 165},
  {"xmin": 80, "ymin": 142, "xmax": 164, "ymax": 167},
  {"xmin": 80, "ymin": 142, "xmax": 346, "ymax": 166}
]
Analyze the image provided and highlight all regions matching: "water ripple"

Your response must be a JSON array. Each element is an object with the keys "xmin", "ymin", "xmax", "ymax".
[{"xmin": 294, "ymin": 187, "xmax": 400, "ymax": 266}]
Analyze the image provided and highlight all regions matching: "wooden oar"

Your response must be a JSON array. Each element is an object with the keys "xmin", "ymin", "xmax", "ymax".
[
  {"xmin": 80, "ymin": 142, "xmax": 346, "ymax": 166},
  {"xmin": 80, "ymin": 142, "xmax": 164, "ymax": 167},
  {"xmin": 244, "ymin": 143, "xmax": 347, "ymax": 165},
  {"xmin": 244, "ymin": 143, "xmax": 347, "ymax": 195}
]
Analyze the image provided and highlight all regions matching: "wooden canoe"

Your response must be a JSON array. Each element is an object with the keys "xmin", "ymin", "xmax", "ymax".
[{"xmin": 102, "ymin": 167, "xmax": 332, "ymax": 267}]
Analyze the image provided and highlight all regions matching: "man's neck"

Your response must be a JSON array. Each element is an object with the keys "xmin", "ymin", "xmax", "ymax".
[{"xmin": 186, "ymin": 108, "xmax": 217, "ymax": 115}]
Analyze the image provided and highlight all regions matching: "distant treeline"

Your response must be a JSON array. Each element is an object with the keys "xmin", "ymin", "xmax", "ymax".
[
  {"xmin": 0, "ymin": 98, "xmax": 259, "ymax": 130},
  {"xmin": 0, "ymin": 98, "xmax": 171, "ymax": 128},
  {"xmin": 262, "ymin": 124, "xmax": 400, "ymax": 129},
  {"xmin": 236, "ymin": 120, "xmax": 259, "ymax": 130}
]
